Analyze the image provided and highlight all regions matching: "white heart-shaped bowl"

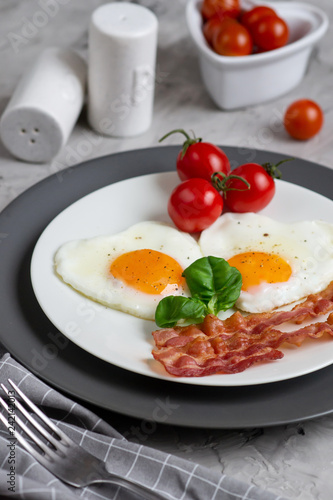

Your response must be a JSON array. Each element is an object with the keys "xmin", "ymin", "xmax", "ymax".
[{"xmin": 186, "ymin": 0, "xmax": 328, "ymax": 109}]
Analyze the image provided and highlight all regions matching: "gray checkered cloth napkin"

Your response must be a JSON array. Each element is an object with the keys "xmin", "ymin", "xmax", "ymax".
[{"xmin": 0, "ymin": 350, "xmax": 288, "ymax": 500}]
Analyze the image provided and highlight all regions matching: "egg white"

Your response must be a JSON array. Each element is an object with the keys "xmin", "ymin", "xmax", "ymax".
[
  {"xmin": 199, "ymin": 213, "xmax": 333, "ymax": 313},
  {"xmin": 54, "ymin": 221, "xmax": 203, "ymax": 320}
]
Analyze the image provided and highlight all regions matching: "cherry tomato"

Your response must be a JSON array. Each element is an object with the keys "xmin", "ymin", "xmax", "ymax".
[
  {"xmin": 241, "ymin": 6, "xmax": 277, "ymax": 31},
  {"xmin": 201, "ymin": 0, "xmax": 241, "ymax": 20},
  {"xmin": 251, "ymin": 15, "xmax": 289, "ymax": 51},
  {"xmin": 168, "ymin": 178, "xmax": 223, "ymax": 233},
  {"xmin": 223, "ymin": 163, "xmax": 277, "ymax": 213},
  {"xmin": 159, "ymin": 129, "xmax": 230, "ymax": 182},
  {"xmin": 203, "ymin": 12, "xmax": 230, "ymax": 45},
  {"xmin": 213, "ymin": 18, "xmax": 253, "ymax": 56},
  {"xmin": 284, "ymin": 99, "xmax": 324, "ymax": 140}
]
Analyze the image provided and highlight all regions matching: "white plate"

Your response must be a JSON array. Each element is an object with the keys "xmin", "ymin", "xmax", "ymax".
[{"xmin": 31, "ymin": 172, "xmax": 333, "ymax": 386}]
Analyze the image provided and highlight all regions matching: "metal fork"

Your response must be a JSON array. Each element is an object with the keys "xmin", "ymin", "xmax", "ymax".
[{"xmin": 0, "ymin": 379, "xmax": 165, "ymax": 499}]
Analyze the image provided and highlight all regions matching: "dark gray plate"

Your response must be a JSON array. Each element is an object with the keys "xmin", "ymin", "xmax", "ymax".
[{"xmin": 1, "ymin": 146, "xmax": 333, "ymax": 429}]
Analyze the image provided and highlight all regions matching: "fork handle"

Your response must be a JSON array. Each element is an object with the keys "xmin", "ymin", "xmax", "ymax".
[{"xmin": 93, "ymin": 475, "xmax": 166, "ymax": 500}]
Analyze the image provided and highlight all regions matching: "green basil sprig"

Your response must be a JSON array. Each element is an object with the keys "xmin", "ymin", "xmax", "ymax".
[{"xmin": 155, "ymin": 256, "xmax": 242, "ymax": 328}]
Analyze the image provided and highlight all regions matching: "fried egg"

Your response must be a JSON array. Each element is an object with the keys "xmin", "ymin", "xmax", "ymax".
[
  {"xmin": 199, "ymin": 213, "xmax": 333, "ymax": 313},
  {"xmin": 54, "ymin": 221, "xmax": 203, "ymax": 320}
]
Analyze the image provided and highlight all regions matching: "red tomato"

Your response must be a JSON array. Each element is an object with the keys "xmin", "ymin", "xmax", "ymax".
[
  {"xmin": 168, "ymin": 178, "xmax": 223, "ymax": 233},
  {"xmin": 251, "ymin": 15, "xmax": 289, "ymax": 51},
  {"xmin": 203, "ymin": 13, "xmax": 229, "ymax": 45},
  {"xmin": 159, "ymin": 129, "xmax": 230, "ymax": 182},
  {"xmin": 176, "ymin": 142, "xmax": 230, "ymax": 182},
  {"xmin": 213, "ymin": 19, "xmax": 253, "ymax": 56},
  {"xmin": 201, "ymin": 0, "xmax": 241, "ymax": 20},
  {"xmin": 284, "ymin": 99, "xmax": 324, "ymax": 140},
  {"xmin": 241, "ymin": 6, "xmax": 277, "ymax": 31},
  {"xmin": 223, "ymin": 163, "xmax": 276, "ymax": 212}
]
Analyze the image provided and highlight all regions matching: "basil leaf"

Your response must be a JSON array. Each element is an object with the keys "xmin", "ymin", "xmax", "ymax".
[
  {"xmin": 155, "ymin": 296, "xmax": 206, "ymax": 328},
  {"xmin": 182, "ymin": 256, "xmax": 242, "ymax": 313},
  {"xmin": 207, "ymin": 264, "xmax": 242, "ymax": 314},
  {"xmin": 182, "ymin": 256, "xmax": 219, "ymax": 303}
]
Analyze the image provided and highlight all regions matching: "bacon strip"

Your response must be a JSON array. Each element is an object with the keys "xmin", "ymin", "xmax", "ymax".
[{"xmin": 152, "ymin": 282, "xmax": 333, "ymax": 377}]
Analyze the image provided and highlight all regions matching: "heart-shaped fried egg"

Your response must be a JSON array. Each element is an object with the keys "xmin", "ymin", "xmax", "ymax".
[
  {"xmin": 199, "ymin": 213, "xmax": 333, "ymax": 313},
  {"xmin": 54, "ymin": 221, "xmax": 203, "ymax": 320}
]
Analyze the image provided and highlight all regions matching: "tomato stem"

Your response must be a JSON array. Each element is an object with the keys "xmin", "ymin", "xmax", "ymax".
[
  {"xmin": 212, "ymin": 172, "xmax": 250, "ymax": 193},
  {"xmin": 159, "ymin": 129, "xmax": 202, "ymax": 159},
  {"xmin": 159, "ymin": 129, "xmax": 191, "ymax": 143},
  {"xmin": 262, "ymin": 158, "xmax": 293, "ymax": 179}
]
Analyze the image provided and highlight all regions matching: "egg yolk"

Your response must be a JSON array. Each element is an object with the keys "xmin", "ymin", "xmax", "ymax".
[
  {"xmin": 227, "ymin": 252, "xmax": 292, "ymax": 291},
  {"xmin": 110, "ymin": 249, "xmax": 185, "ymax": 295}
]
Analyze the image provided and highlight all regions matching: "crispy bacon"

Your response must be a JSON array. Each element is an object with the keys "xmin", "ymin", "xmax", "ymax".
[{"xmin": 152, "ymin": 282, "xmax": 333, "ymax": 377}]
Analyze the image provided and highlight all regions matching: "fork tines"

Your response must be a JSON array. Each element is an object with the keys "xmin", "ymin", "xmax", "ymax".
[{"xmin": 0, "ymin": 379, "xmax": 72, "ymax": 464}]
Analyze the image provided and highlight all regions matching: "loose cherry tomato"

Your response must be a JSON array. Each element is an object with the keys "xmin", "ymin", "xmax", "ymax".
[
  {"xmin": 168, "ymin": 178, "xmax": 223, "ymax": 233},
  {"xmin": 251, "ymin": 15, "xmax": 289, "ymax": 51},
  {"xmin": 221, "ymin": 162, "xmax": 284, "ymax": 213},
  {"xmin": 213, "ymin": 18, "xmax": 253, "ymax": 56},
  {"xmin": 241, "ymin": 6, "xmax": 277, "ymax": 31},
  {"xmin": 159, "ymin": 129, "xmax": 230, "ymax": 182},
  {"xmin": 201, "ymin": 0, "xmax": 241, "ymax": 20},
  {"xmin": 284, "ymin": 99, "xmax": 324, "ymax": 140}
]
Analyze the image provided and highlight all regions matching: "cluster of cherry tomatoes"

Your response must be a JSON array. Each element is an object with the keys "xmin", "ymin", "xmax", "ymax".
[
  {"xmin": 160, "ymin": 129, "xmax": 285, "ymax": 233},
  {"xmin": 160, "ymin": 94, "xmax": 324, "ymax": 233},
  {"xmin": 202, "ymin": 0, "xmax": 289, "ymax": 56}
]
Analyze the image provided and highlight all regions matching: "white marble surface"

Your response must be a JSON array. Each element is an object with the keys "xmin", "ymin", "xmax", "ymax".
[{"xmin": 1, "ymin": 1, "xmax": 333, "ymax": 499}]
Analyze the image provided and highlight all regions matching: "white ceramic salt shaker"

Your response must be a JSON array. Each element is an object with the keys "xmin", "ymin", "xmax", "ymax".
[
  {"xmin": 0, "ymin": 47, "xmax": 86, "ymax": 163},
  {"xmin": 88, "ymin": 2, "xmax": 158, "ymax": 137}
]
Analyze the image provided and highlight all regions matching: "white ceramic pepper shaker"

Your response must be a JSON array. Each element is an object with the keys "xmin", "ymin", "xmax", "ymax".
[
  {"xmin": 88, "ymin": 2, "xmax": 158, "ymax": 137},
  {"xmin": 0, "ymin": 47, "xmax": 86, "ymax": 163}
]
